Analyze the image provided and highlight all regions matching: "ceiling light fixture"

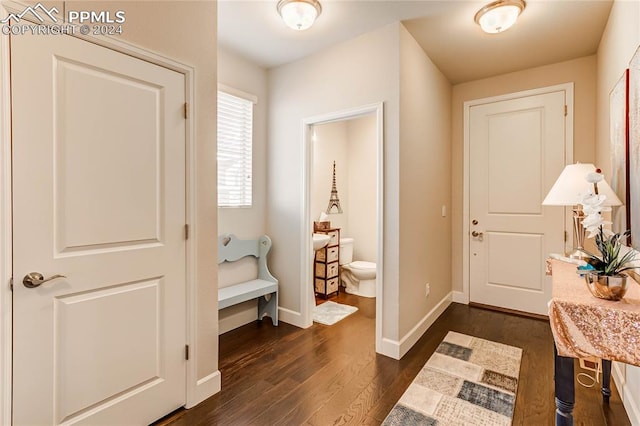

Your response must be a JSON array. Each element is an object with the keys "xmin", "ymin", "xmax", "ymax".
[
  {"xmin": 277, "ymin": 0, "xmax": 322, "ymax": 31},
  {"xmin": 474, "ymin": 0, "xmax": 526, "ymax": 34}
]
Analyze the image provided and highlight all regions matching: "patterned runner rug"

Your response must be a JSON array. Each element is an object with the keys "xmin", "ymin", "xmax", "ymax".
[{"xmin": 383, "ymin": 331, "xmax": 522, "ymax": 425}]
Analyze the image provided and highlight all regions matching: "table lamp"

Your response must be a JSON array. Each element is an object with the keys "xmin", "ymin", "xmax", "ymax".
[{"xmin": 543, "ymin": 163, "xmax": 622, "ymax": 259}]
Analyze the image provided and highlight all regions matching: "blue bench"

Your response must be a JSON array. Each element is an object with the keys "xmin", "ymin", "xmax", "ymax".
[{"xmin": 217, "ymin": 234, "xmax": 278, "ymax": 326}]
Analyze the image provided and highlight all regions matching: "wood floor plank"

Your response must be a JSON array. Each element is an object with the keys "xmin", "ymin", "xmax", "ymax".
[
  {"xmin": 329, "ymin": 357, "xmax": 402, "ymax": 425},
  {"xmin": 273, "ymin": 351, "xmax": 379, "ymax": 426},
  {"xmin": 207, "ymin": 377, "xmax": 299, "ymax": 426},
  {"xmin": 248, "ymin": 353, "xmax": 352, "ymax": 425},
  {"xmin": 155, "ymin": 296, "xmax": 631, "ymax": 426},
  {"xmin": 305, "ymin": 355, "xmax": 397, "ymax": 425}
]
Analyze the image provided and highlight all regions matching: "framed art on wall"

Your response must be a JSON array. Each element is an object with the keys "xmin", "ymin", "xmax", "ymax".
[
  {"xmin": 610, "ymin": 68, "xmax": 629, "ymax": 236},
  {"xmin": 629, "ymin": 46, "xmax": 640, "ymax": 250}
]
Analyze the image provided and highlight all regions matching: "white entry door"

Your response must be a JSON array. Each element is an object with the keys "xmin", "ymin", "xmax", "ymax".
[
  {"xmin": 12, "ymin": 32, "xmax": 187, "ymax": 425},
  {"xmin": 469, "ymin": 90, "xmax": 566, "ymax": 316}
]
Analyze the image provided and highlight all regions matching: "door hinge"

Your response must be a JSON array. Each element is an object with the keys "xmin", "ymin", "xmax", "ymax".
[
  {"xmin": 9, "ymin": 277, "xmax": 13, "ymax": 291},
  {"xmin": 184, "ymin": 224, "xmax": 189, "ymax": 240},
  {"xmin": 564, "ymin": 231, "xmax": 568, "ymax": 242},
  {"xmin": 184, "ymin": 102, "xmax": 189, "ymax": 119},
  {"xmin": 564, "ymin": 105, "xmax": 568, "ymax": 116},
  {"xmin": 185, "ymin": 344, "xmax": 190, "ymax": 361}
]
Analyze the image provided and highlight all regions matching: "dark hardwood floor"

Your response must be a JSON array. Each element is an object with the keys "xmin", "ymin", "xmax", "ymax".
[{"xmin": 156, "ymin": 293, "xmax": 631, "ymax": 425}]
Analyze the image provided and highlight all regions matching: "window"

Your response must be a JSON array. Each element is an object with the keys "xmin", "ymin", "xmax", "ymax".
[{"xmin": 217, "ymin": 87, "xmax": 255, "ymax": 207}]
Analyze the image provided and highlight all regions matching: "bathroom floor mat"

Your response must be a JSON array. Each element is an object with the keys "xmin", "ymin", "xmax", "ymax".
[{"xmin": 313, "ymin": 301, "xmax": 358, "ymax": 326}]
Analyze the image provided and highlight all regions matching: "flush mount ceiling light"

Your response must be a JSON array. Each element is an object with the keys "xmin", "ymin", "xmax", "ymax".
[
  {"xmin": 277, "ymin": 0, "xmax": 322, "ymax": 31},
  {"xmin": 474, "ymin": 0, "xmax": 526, "ymax": 34}
]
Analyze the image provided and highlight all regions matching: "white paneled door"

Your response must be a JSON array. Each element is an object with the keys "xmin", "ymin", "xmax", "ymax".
[
  {"xmin": 12, "ymin": 33, "xmax": 186, "ymax": 424},
  {"xmin": 469, "ymin": 90, "xmax": 566, "ymax": 316}
]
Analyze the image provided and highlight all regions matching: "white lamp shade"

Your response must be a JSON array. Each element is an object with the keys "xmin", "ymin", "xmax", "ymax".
[
  {"xmin": 278, "ymin": 0, "xmax": 321, "ymax": 31},
  {"xmin": 542, "ymin": 163, "xmax": 623, "ymax": 206}
]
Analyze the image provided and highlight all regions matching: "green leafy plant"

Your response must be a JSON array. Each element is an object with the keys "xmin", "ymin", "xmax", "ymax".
[
  {"xmin": 579, "ymin": 170, "xmax": 639, "ymax": 276},
  {"xmin": 582, "ymin": 228, "xmax": 638, "ymax": 275}
]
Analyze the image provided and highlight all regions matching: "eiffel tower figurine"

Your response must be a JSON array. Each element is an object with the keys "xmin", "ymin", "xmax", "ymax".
[{"xmin": 326, "ymin": 161, "xmax": 343, "ymax": 214}]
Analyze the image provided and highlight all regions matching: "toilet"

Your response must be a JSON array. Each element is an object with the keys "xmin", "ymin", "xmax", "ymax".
[{"xmin": 339, "ymin": 238, "xmax": 376, "ymax": 298}]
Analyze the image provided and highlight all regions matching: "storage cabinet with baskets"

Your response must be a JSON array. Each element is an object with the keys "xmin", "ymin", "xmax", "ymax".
[{"xmin": 314, "ymin": 227, "xmax": 340, "ymax": 298}]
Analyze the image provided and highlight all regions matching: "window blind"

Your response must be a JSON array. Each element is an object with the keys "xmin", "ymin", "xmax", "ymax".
[{"xmin": 217, "ymin": 90, "xmax": 253, "ymax": 207}]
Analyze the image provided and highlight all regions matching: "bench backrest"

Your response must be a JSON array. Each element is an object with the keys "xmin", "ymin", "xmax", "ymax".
[{"xmin": 217, "ymin": 234, "xmax": 277, "ymax": 284}]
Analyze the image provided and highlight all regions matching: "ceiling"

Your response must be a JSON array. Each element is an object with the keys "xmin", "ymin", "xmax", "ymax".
[{"xmin": 218, "ymin": 0, "xmax": 614, "ymax": 84}]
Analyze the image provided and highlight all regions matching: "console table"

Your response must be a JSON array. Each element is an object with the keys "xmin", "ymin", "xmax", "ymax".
[{"xmin": 548, "ymin": 259, "xmax": 640, "ymax": 426}]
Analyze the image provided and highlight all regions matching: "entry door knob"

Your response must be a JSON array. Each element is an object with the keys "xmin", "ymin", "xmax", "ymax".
[
  {"xmin": 471, "ymin": 231, "xmax": 484, "ymax": 238},
  {"xmin": 23, "ymin": 272, "xmax": 66, "ymax": 288}
]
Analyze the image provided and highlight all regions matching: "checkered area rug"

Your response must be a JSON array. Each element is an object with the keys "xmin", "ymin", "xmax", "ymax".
[{"xmin": 383, "ymin": 331, "xmax": 522, "ymax": 425}]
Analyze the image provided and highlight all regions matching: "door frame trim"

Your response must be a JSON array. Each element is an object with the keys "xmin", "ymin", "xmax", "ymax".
[
  {"xmin": 459, "ymin": 83, "xmax": 574, "ymax": 305},
  {"xmin": 0, "ymin": 7, "xmax": 12, "ymax": 425},
  {"xmin": 300, "ymin": 102, "xmax": 384, "ymax": 353},
  {"xmin": 0, "ymin": 3, "xmax": 205, "ymax": 421}
]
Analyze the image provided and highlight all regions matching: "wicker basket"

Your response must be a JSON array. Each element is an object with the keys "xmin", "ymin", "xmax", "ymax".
[{"xmin": 314, "ymin": 221, "xmax": 331, "ymax": 231}]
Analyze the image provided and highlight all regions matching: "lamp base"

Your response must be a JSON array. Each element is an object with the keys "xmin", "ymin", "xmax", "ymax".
[{"xmin": 569, "ymin": 207, "xmax": 588, "ymax": 261}]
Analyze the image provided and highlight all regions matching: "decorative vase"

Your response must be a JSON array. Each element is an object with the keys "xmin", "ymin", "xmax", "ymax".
[{"xmin": 584, "ymin": 272, "xmax": 628, "ymax": 301}]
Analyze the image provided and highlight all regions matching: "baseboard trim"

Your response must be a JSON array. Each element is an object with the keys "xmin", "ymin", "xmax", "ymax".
[
  {"xmin": 187, "ymin": 370, "xmax": 220, "ymax": 409},
  {"xmin": 278, "ymin": 306, "xmax": 311, "ymax": 329},
  {"xmin": 217, "ymin": 306, "xmax": 311, "ymax": 330},
  {"xmin": 622, "ymin": 379, "xmax": 640, "ymax": 425},
  {"xmin": 378, "ymin": 292, "xmax": 452, "ymax": 360},
  {"xmin": 612, "ymin": 362, "xmax": 640, "ymax": 426},
  {"xmin": 379, "ymin": 337, "xmax": 400, "ymax": 360},
  {"xmin": 452, "ymin": 290, "xmax": 467, "ymax": 304},
  {"xmin": 612, "ymin": 361, "xmax": 625, "ymax": 389},
  {"xmin": 218, "ymin": 304, "xmax": 257, "ymax": 335}
]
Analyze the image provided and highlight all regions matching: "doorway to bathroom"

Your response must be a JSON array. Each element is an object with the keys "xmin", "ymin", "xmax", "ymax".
[{"xmin": 301, "ymin": 103, "xmax": 384, "ymax": 353}]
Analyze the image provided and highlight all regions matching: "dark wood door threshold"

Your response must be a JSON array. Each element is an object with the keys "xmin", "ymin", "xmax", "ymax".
[{"xmin": 469, "ymin": 301, "xmax": 549, "ymax": 321}]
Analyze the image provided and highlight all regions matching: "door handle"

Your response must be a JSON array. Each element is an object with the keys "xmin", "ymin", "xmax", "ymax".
[
  {"xmin": 23, "ymin": 272, "xmax": 66, "ymax": 288},
  {"xmin": 471, "ymin": 231, "xmax": 484, "ymax": 239}
]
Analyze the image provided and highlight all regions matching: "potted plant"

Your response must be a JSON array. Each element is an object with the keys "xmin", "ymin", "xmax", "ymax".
[{"xmin": 579, "ymin": 169, "xmax": 639, "ymax": 300}]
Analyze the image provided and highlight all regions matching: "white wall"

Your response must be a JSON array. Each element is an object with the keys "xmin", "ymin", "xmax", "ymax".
[
  {"xmin": 397, "ymin": 25, "xmax": 452, "ymax": 346},
  {"xmin": 451, "ymin": 56, "xmax": 598, "ymax": 295},
  {"xmin": 217, "ymin": 46, "xmax": 268, "ymax": 239},
  {"xmin": 312, "ymin": 115, "xmax": 378, "ymax": 264},
  {"xmin": 346, "ymin": 114, "xmax": 378, "ymax": 263},
  {"xmin": 312, "ymin": 121, "xmax": 349, "ymax": 231},
  {"xmin": 217, "ymin": 46, "xmax": 270, "ymax": 334},
  {"xmin": 268, "ymin": 22, "xmax": 452, "ymax": 358},
  {"xmin": 596, "ymin": 1, "xmax": 640, "ymax": 423},
  {"xmin": 267, "ymin": 23, "xmax": 402, "ymax": 345}
]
